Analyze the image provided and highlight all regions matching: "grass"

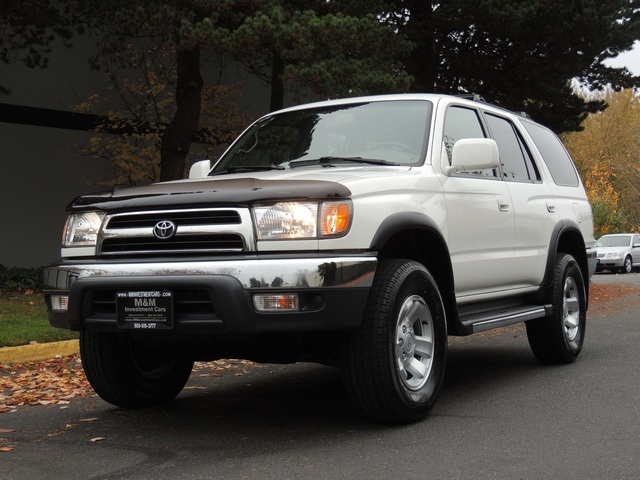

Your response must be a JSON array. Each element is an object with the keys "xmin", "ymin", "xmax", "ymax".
[{"xmin": 0, "ymin": 292, "xmax": 78, "ymax": 347}]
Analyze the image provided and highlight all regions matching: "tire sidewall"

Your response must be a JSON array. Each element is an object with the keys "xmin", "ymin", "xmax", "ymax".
[
  {"xmin": 386, "ymin": 264, "xmax": 447, "ymax": 411},
  {"xmin": 80, "ymin": 331, "xmax": 193, "ymax": 408},
  {"xmin": 557, "ymin": 256, "xmax": 586, "ymax": 356}
]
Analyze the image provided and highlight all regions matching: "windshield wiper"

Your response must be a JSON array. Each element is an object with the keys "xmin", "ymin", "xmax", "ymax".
[
  {"xmin": 289, "ymin": 156, "xmax": 400, "ymax": 167},
  {"xmin": 211, "ymin": 164, "xmax": 285, "ymax": 175}
]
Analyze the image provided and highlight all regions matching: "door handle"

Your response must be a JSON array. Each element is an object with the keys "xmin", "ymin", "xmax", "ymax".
[{"xmin": 498, "ymin": 198, "xmax": 510, "ymax": 212}]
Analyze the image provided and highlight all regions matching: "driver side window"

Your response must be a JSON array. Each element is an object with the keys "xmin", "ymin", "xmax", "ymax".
[{"xmin": 444, "ymin": 106, "xmax": 496, "ymax": 177}]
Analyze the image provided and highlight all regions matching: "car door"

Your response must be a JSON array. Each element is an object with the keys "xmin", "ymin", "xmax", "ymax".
[
  {"xmin": 438, "ymin": 105, "xmax": 516, "ymax": 299},
  {"xmin": 483, "ymin": 112, "xmax": 555, "ymax": 288},
  {"xmin": 633, "ymin": 235, "xmax": 640, "ymax": 264}
]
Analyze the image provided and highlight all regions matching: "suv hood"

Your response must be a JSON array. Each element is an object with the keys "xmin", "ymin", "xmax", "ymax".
[{"xmin": 68, "ymin": 165, "xmax": 413, "ymax": 212}]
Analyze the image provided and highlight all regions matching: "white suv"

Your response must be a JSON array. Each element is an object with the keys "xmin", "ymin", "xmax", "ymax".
[{"xmin": 44, "ymin": 94, "xmax": 596, "ymax": 424}]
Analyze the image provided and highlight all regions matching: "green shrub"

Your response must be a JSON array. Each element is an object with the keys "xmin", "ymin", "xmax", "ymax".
[{"xmin": 0, "ymin": 264, "xmax": 44, "ymax": 293}]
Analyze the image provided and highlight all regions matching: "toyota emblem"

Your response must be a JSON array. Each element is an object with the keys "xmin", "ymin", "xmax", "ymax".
[{"xmin": 153, "ymin": 220, "xmax": 176, "ymax": 239}]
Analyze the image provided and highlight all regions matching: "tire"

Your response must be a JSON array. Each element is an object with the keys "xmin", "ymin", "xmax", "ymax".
[
  {"xmin": 526, "ymin": 253, "xmax": 586, "ymax": 364},
  {"xmin": 80, "ymin": 331, "xmax": 194, "ymax": 408},
  {"xmin": 341, "ymin": 259, "xmax": 447, "ymax": 424},
  {"xmin": 621, "ymin": 256, "xmax": 633, "ymax": 274}
]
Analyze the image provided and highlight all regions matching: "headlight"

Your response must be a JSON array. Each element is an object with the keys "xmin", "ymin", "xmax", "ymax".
[
  {"xmin": 254, "ymin": 201, "xmax": 352, "ymax": 240},
  {"xmin": 606, "ymin": 253, "xmax": 620, "ymax": 258},
  {"xmin": 62, "ymin": 212, "xmax": 105, "ymax": 247}
]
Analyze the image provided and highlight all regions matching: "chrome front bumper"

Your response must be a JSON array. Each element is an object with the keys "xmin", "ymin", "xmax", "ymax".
[{"xmin": 43, "ymin": 256, "xmax": 377, "ymax": 333}]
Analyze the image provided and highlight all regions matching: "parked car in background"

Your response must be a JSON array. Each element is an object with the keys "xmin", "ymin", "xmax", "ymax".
[{"xmin": 594, "ymin": 233, "xmax": 640, "ymax": 273}]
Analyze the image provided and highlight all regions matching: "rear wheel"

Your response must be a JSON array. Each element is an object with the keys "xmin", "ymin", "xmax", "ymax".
[
  {"xmin": 342, "ymin": 259, "xmax": 447, "ymax": 424},
  {"xmin": 80, "ymin": 331, "xmax": 194, "ymax": 408},
  {"xmin": 526, "ymin": 253, "xmax": 586, "ymax": 364}
]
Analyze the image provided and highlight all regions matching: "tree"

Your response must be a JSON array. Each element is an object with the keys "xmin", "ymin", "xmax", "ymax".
[
  {"xmin": 564, "ymin": 89, "xmax": 640, "ymax": 236},
  {"xmin": 9, "ymin": 0, "xmax": 640, "ymax": 182},
  {"xmin": 380, "ymin": 0, "xmax": 640, "ymax": 133},
  {"xmin": 83, "ymin": 1, "xmax": 221, "ymax": 181},
  {"xmin": 1, "ymin": 0, "xmax": 80, "ymax": 94},
  {"xmin": 73, "ymin": 42, "xmax": 251, "ymax": 187},
  {"xmin": 224, "ymin": 0, "xmax": 413, "ymax": 111},
  {"xmin": 79, "ymin": 0, "xmax": 413, "ymax": 180}
]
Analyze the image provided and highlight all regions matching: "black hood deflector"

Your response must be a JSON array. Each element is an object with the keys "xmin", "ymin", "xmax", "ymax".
[{"xmin": 68, "ymin": 177, "xmax": 352, "ymax": 212}]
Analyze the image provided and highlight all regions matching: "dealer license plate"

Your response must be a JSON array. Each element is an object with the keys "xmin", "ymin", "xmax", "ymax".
[{"xmin": 116, "ymin": 291, "xmax": 174, "ymax": 330}]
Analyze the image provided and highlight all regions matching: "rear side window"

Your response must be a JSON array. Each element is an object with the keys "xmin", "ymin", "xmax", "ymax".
[{"xmin": 521, "ymin": 120, "xmax": 579, "ymax": 186}]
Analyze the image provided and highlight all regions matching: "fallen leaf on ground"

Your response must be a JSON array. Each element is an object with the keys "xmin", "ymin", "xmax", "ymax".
[{"xmin": 0, "ymin": 355, "xmax": 90, "ymax": 412}]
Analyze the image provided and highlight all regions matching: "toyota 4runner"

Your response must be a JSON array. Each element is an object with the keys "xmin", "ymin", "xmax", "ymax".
[{"xmin": 43, "ymin": 94, "xmax": 597, "ymax": 424}]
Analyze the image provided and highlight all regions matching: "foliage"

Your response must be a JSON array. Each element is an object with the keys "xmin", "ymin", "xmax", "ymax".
[
  {"xmin": 564, "ymin": 89, "xmax": 640, "ymax": 237},
  {"xmin": 223, "ymin": 2, "xmax": 413, "ymax": 110},
  {"xmin": 0, "ymin": 0, "xmax": 82, "ymax": 94},
  {"xmin": 6, "ymin": 0, "xmax": 640, "ymax": 180},
  {"xmin": 73, "ymin": 43, "xmax": 252, "ymax": 186},
  {"xmin": 78, "ymin": 1, "xmax": 231, "ymax": 181},
  {"xmin": 583, "ymin": 165, "xmax": 629, "ymax": 238},
  {"xmin": 70, "ymin": 0, "xmax": 413, "ymax": 181},
  {"xmin": 0, "ymin": 264, "xmax": 43, "ymax": 293},
  {"xmin": 380, "ymin": 0, "xmax": 640, "ymax": 133}
]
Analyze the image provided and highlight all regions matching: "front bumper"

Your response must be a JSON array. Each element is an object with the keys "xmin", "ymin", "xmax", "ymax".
[
  {"xmin": 43, "ymin": 255, "xmax": 377, "ymax": 334},
  {"xmin": 596, "ymin": 258, "xmax": 624, "ymax": 271},
  {"xmin": 595, "ymin": 255, "xmax": 624, "ymax": 271}
]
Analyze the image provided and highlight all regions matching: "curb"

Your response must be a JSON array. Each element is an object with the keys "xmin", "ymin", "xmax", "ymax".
[{"xmin": 0, "ymin": 340, "xmax": 79, "ymax": 364}]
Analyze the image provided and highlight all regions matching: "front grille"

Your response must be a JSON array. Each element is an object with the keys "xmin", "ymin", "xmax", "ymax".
[
  {"xmin": 101, "ymin": 234, "xmax": 245, "ymax": 254},
  {"xmin": 105, "ymin": 210, "xmax": 241, "ymax": 229},
  {"xmin": 99, "ymin": 208, "xmax": 254, "ymax": 256}
]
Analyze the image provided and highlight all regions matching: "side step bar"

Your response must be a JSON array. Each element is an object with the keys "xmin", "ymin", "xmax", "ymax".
[{"xmin": 460, "ymin": 304, "xmax": 552, "ymax": 333}]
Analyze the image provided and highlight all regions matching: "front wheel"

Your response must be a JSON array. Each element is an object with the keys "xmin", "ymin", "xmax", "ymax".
[
  {"xmin": 526, "ymin": 253, "xmax": 586, "ymax": 364},
  {"xmin": 80, "ymin": 331, "xmax": 194, "ymax": 408},
  {"xmin": 341, "ymin": 260, "xmax": 447, "ymax": 424},
  {"xmin": 621, "ymin": 255, "xmax": 633, "ymax": 274}
]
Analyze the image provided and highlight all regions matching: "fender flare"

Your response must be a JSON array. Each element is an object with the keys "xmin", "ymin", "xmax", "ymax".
[
  {"xmin": 543, "ymin": 220, "xmax": 587, "ymax": 285},
  {"xmin": 370, "ymin": 211, "xmax": 447, "ymax": 252},
  {"xmin": 369, "ymin": 211, "xmax": 463, "ymax": 332}
]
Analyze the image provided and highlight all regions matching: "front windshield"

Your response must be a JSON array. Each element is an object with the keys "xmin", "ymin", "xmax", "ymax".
[
  {"xmin": 595, "ymin": 235, "xmax": 631, "ymax": 247},
  {"xmin": 212, "ymin": 100, "xmax": 432, "ymax": 173}
]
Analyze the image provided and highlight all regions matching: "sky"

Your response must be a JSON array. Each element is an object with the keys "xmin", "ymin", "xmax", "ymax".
[{"xmin": 605, "ymin": 41, "xmax": 640, "ymax": 75}]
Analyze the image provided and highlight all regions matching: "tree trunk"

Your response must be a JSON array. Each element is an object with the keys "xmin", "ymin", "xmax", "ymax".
[
  {"xmin": 160, "ymin": 45, "xmax": 203, "ymax": 181},
  {"xmin": 405, "ymin": 1, "xmax": 435, "ymax": 92},
  {"xmin": 270, "ymin": 50, "xmax": 285, "ymax": 112}
]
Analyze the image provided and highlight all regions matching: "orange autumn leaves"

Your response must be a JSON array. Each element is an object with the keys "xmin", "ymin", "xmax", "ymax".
[{"xmin": 564, "ymin": 89, "xmax": 640, "ymax": 237}]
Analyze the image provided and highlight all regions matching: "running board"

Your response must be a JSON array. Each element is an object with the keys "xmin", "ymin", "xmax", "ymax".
[{"xmin": 460, "ymin": 304, "xmax": 552, "ymax": 333}]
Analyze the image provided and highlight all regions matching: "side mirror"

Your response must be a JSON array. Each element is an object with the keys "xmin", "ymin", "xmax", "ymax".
[
  {"xmin": 442, "ymin": 138, "xmax": 499, "ymax": 176},
  {"xmin": 633, "ymin": 243, "xmax": 640, "ymax": 249},
  {"xmin": 188, "ymin": 159, "xmax": 212, "ymax": 179}
]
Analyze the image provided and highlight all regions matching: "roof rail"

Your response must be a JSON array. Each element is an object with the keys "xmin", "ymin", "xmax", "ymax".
[
  {"xmin": 457, "ymin": 93, "xmax": 486, "ymax": 103},
  {"xmin": 456, "ymin": 94, "xmax": 532, "ymax": 119}
]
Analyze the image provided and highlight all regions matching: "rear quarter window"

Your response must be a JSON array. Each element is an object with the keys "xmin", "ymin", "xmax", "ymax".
[{"xmin": 521, "ymin": 120, "xmax": 579, "ymax": 187}]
